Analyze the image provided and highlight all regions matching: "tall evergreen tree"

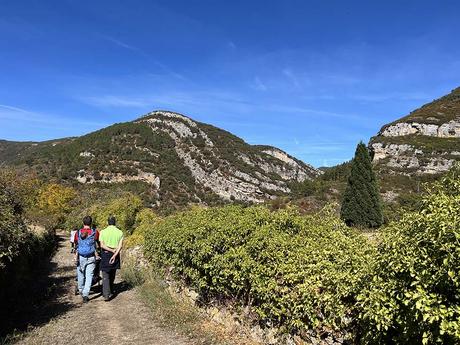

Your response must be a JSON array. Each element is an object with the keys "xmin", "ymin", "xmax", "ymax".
[{"xmin": 340, "ymin": 141, "xmax": 383, "ymax": 228}]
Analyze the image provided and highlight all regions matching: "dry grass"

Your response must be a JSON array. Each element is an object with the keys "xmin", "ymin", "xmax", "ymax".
[{"xmin": 122, "ymin": 263, "xmax": 259, "ymax": 345}]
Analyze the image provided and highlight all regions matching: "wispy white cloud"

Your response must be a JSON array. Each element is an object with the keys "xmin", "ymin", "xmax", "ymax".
[
  {"xmin": 0, "ymin": 104, "xmax": 106, "ymax": 127},
  {"xmin": 282, "ymin": 68, "xmax": 300, "ymax": 89},
  {"xmin": 347, "ymin": 91, "xmax": 430, "ymax": 102},
  {"xmin": 80, "ymin": 95, "xmax": 151, "ymax": 108},
  {"xmin": 227, "ymin": 41, "xmax": 236, "ymax": 50},
  {"xmin": 79, "ymin": 89, "xmax": 253, "ymax": 111},
  {"xmin": 0, "ymin": 104, "xmax": 30, "ymax": 114},
  {"xmin": 98, "ymin": 34, "xmax": 187, "ymax": 81},
  {"xmin": 250, "ymin": 76, "xmax": 267, "ymax": 91},
  {"xmin": 0, "ymin": 16, "xmax": 43, "ymax": 39},
  {"xmin": 298, "ymin": 90, "xmax": 430, "ymax": 103},
  {"xmin": 77, "ymin": 88, "xmax": 362, "ymax": 122},
  {"xmin": 99, "ymin": 35, "xmax": 139, "ymax": 51},
  {"xmin": 267, "ymin": 103, "xmax": 361, "ymax": 120}
]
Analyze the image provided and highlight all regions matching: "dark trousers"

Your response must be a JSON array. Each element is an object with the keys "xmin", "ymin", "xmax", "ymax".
[{"xmin": 102, "ymin": 270, "xmax": 116, "ymax": 298}]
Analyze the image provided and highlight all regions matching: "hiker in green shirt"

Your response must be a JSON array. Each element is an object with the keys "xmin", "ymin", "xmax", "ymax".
[{"xmin": 99, "ymin": 216, "xmax": 124, "ymax": 301}]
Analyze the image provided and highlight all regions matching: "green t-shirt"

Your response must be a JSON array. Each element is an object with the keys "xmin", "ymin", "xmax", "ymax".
[{"xmin": 100, "ymin": 225, "xmax": 124, "ymax": 249}]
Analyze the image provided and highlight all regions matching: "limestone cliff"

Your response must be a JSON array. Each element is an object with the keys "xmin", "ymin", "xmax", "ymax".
[{"xmin": 370, "ymin": 87, "xmax": 460, "ymax": 175}]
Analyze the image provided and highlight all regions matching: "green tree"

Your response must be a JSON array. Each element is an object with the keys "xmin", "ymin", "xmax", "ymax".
[{"xmin": 340, "ymin": 142, "xmax": 383, "ymax": 227}]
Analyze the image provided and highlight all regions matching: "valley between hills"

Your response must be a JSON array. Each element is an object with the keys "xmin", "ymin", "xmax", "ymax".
[
  {"xmin": 1, "ymin": 87, "xmax": 460, "ymax": 213},
  {"xmin": 2, "ymin": 87, "xmax": 460, "ymax": 345}
]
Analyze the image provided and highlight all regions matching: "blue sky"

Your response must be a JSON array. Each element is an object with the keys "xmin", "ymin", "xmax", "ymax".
[{"xmin": 1, "ymin": 0, "xmax": 460, "ymax": 167}]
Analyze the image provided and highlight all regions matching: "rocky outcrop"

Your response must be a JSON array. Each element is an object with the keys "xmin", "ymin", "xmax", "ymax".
[
  {"xmin": 370, "ymin": 88, "xmax": 460, "ymax": 176},
  {"xmin": 372, "ymin": 143, "xmax": 421, "ymax": 162},
  {"xmin": 380, "ymin": 119, "xmax": 460, "ymax": 138},
  {"xmin": 371, "ymin": 142, "xmax": 455, "ymax": 174},
  {"xmin": 260, "ymin": 147, "xmax": 321, "ymax": 181},
  {"xmin": 76, "ymin": 170, "xmax": 161, "ymax": 187},
  {"xmin": 79, "ymin": 151, "xmax": 94, "ymax": 158}
]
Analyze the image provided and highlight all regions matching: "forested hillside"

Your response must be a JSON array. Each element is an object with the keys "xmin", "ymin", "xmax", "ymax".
[{"xmin": 0, "ymin": 111, "xmax": 320, "ymax": 212}]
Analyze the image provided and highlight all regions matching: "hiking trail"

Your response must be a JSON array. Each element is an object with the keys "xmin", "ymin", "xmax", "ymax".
[{"xmin": 16, "ymin": 232, "xmax": 191, "ymax": 345}]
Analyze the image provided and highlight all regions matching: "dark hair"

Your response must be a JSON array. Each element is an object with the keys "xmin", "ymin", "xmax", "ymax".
[
  {"xmin": 83, "ymin": 216, "xmax": 92, "ymax": 226},
  {"xmin": 108, "ymin": 216, "xmax": 116, "ymax": 226}
]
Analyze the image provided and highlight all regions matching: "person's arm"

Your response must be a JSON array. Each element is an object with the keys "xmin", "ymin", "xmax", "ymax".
[
  {"xmin": 100, "ymin": 241, "xmax": 116, "ymax": 253},
  {"xmin": 95, "ymin": 230, "xmax": 100, "ymax": 249},
  {"xmin": 94, "ymin": 230, "xmax": 101, "ymax": 259},
  {"xmin": 109, "ymin": 238, "xmax": 123, "ymax": 264},
  {"xmin": 99, "ymin": 230, "xmax": 115, "ymax": 253},
  {"xmin": 74, "ymin": 232, "xmax": 79, "ymax": 262}
]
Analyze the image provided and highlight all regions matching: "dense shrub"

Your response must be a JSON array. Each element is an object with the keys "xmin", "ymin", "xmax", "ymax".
[
  {"xmin": 358, "ymin": 168, "xmax": 460, "ymax": 344},
  {"xmin": 125, "ymin": 208, "xmax": 158, "ymax": 247},
  {"xmin": 64, "ymin": 193, "xmax": 144, "ymax": 234},
  {"xmin": 0, "ymin": 174, "xmax": 28, "ymax": 268},
  {"xmin": 0, "ymin": 171, "xmax": 58, "ymax": 270},
  {"xmin": 91, "ymin": 194, "xmax": 143, "ymax": 234},
  {"xmin": 144, "ymin": 205, "xmax": 374, "ymax": 335}
]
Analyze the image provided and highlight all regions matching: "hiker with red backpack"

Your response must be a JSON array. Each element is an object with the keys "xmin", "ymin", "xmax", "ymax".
[{"xmin": 74, "ymin": 216, "xmax": 100, "ymax": 303}]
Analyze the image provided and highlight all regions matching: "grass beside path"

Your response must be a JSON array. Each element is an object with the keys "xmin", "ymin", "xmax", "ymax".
[{"xmin": 122, "ymin": 263, "xmax": 259, "ymax": 345}]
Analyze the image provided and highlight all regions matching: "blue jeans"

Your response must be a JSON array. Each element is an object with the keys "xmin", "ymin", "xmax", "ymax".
[{"xmin": 77, "ymin": 255, "xmax": 96, "ymax": 298}]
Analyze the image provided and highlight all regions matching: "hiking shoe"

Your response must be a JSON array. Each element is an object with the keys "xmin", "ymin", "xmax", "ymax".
[
  {"xmin": 104, "ymin": 294, "xmax": 113, "ymax": 302},
  {"xmin": 82, "ymin": 296, "xmax": 89, "ymax": 303}
]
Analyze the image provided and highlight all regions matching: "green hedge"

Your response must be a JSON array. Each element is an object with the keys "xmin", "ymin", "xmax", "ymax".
[
  {"xmin": 0, "ymin": 174, "xmax": 56, "ymax": 336},
  {"xmin": 358, "ymin": 168, "xmax": 460, "ymax": 344},
  {"xmin": 144, "ymin": 205, "xmax": 374, "ymax": 334}
]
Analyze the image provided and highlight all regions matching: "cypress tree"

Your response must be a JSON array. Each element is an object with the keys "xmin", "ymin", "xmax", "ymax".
[{"xmin": 340, "ymin": 141, "xmax": 383, "ymax": 228}]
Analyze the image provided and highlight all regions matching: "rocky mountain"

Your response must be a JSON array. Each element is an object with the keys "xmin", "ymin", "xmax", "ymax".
[
  {"xmin": 0, "ymin": 110, "xmax": 320, "ymax": 208},
  {"xmin": 370, "ymin": 87, "xmax": 460, "ymax": 175}
]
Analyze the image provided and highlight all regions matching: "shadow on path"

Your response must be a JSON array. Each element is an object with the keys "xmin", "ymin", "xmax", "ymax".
[
  {"xmin": 112, "ymin": 281, "xmax": 132, "ymax": 299},
  {"xmin": 1, "ymin": 235, "xmax": 77, "ymax": 338}
]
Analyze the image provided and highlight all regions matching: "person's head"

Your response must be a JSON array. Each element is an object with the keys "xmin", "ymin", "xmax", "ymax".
[
  {"xmin": 108, "ymin": 216, "xmax": 116, "ymax": 226},
  {"xmin": 83, "ymin": 215, "xmax": 92, "ymax": 227}
]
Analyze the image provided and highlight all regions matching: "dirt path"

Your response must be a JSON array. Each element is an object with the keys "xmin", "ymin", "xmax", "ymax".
[{"xmin": 16, "ymin": 233, "xmax": 191, "ymax": 345}]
